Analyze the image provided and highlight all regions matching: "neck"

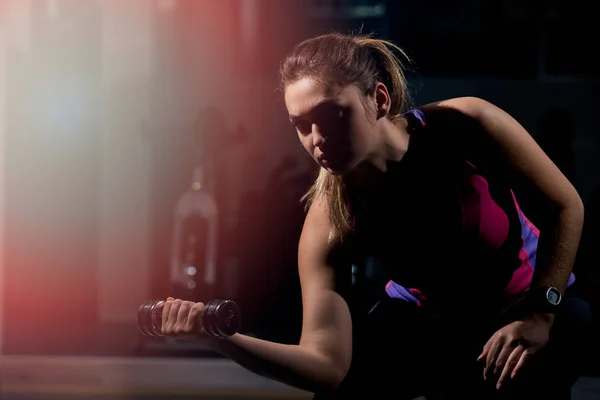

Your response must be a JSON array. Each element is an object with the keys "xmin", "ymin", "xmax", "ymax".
[{"xmin": 344, "ymin": 117, "xmax": 411, "ymax": 189}]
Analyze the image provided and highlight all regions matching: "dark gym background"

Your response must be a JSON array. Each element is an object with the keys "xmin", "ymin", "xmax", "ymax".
[{"xmin": 0, "ymin": 0, "xmax": 598, "ymax": 398}]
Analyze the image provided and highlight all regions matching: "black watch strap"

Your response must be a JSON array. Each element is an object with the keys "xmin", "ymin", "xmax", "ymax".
[{"xmin": 524, "ymin": 286, "xmax": 563, "ymax": 314}]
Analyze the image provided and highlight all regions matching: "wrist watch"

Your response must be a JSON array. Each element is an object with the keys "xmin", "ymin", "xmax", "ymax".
[{"xmin": 525, "ymin": 286, "xmax": 563, "ymax": 313}]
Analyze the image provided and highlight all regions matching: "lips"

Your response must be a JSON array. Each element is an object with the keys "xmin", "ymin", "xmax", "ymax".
[
  {"xmin": 318, "ymin": 152, "xmax": 342, "ymax": 167},
  {"xmin": 320, "ymin": 158, "xmax": 334, "ymax": 167},
  {"xmin": 318, "ymin": 153, "xmax": 333, "ymax": 163}
]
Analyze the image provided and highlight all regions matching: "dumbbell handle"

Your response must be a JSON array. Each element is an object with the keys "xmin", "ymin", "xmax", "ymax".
[{"xmin": 137, "ymin": 299, "xmax": 241, "ymax": 339}]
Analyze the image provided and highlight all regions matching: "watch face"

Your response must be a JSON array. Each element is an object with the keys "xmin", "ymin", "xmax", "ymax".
[{"xmin": 546, "ymin": 287, "xmax": 562, "ymax": 305}]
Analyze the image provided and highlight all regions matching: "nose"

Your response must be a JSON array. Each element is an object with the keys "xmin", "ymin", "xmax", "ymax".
[{"xmin": 311, "ymin": 124, "xmax": 326, "ymax": 147}]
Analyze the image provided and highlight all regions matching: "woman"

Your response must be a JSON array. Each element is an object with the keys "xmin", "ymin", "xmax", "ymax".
[{"xmin": 160, "ymin": 33, "xmax": 591, "ymax": 399}]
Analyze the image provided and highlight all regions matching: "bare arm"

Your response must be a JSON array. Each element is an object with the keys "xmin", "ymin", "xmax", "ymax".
[
  {"xmin": 422, "ymin": 97, "xmax": 584, "ymax": 302},
  {"xmin": 177, "ymin": 197, "xmax": 353, "ymax": 393}
]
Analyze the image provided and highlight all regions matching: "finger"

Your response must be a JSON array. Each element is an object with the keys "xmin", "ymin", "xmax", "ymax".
[
  {"xmin": 175, "ymin": 301, "xmax": 193, "ymax": 334},
  {"xmin": 478, "ymin": 337, "xmax": 493, "ymax": 361},
  {"xmin": 494, "ymin": 340, "xmax": 517, "ymax": 375},
  {"xmin": 161, "ymin": 299, "xmax": 174, "ymax": 335},
  {"xmin": 497, "ymin": 345, "xmax": 525, "ymax": 389},
  {"xmin": 187, "ymin": 302, "xmax": 205, "ymax": 333},
  {"xmin": 485, "ymin": 338, "xmax": 503, "ymax": 380},
  {"xmin": 166, "ymin": 299, "xmax": 182, "ymax": 334},
  {"xmin": 511, "ymin": 347, "xmax": 535, "ymax": 379}
]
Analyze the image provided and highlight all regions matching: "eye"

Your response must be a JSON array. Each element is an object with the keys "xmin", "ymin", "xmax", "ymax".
[
  {"xmin": 314, "ymin": 105, "xmax": 347, "ymax": 132},
  {"xmin": 294, "ymin": 121, "xmax": 311, "ymax": 135},
  {"xmin": 324, "ymin": 105, "xmax": 346, "ymax": 121}
]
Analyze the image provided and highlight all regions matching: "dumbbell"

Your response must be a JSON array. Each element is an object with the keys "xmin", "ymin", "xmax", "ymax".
[{"xmin": 137, "ymin": 299, "xmax": 241, "ymax": 339}]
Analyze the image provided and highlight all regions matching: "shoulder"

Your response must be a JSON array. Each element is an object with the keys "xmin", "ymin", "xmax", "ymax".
[
  {"xmin": 418, "ymin": 96, "xmax": 497, "ymax": 119},
  {"xmin": 414, "ymin": 96, "xmax": 499, "ymax": 141},
  {"xmin": 414, "ymin": 97, "xmax": 503, "ymax": 165}
]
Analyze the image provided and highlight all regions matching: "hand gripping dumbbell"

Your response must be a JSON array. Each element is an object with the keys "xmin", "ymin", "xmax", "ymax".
[{"xmin": 137, "ymin": 299, "xmax": 241, "ymax": 339}]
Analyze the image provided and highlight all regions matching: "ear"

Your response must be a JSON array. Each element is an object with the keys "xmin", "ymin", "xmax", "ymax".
[{"xmin": 373, "ymin": 82, "xmax": 391, "ymax": 119}]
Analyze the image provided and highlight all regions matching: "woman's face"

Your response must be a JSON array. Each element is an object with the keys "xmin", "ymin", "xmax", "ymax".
[{"xmin": 285, "ymin": 78, "xmax": 378, "ymax": 175}]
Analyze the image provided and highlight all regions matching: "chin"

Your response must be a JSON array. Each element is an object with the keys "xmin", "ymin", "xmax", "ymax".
[
  {"xmin": 323, "ymin": 160, "xmax": 357, "ymax": 176},
  {"xmin": 325, "ymin": 167, "xmax": 345, "ymax": 176}
]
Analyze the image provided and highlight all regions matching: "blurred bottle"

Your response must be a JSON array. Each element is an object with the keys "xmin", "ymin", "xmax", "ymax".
[{"xmin": 169, "ymin": 165, "xmax": 218, "ymax": 301}]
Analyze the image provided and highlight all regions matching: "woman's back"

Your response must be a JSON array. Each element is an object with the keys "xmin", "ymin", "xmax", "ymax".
[{"xmin": 346, "ymin": 107, "xmax": 572, "ymax": 319}]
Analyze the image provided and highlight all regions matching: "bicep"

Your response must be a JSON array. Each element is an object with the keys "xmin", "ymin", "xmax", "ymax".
[{"xmin": 297, "ymin": 198, "xmax": 353, "ymax": 374}]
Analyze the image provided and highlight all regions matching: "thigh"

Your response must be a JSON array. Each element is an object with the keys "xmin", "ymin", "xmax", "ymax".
[{"xmin": 315, "ymin": 298, "xmax": 441, "ymax": 399}]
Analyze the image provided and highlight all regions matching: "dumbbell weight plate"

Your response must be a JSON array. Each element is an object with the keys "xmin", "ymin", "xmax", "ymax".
[
  {"xmin": 150, "ymin": 301, "xmax": 165, "ymax": 337},
  {"xmin": 137, "ymin": 301, "xmax": 154, "ymax": 336},
  {"xmin": 202, "ymin": 300, "xmax": 220, "ymax": 338},
  {"xmin": 215, "ymin": 300, "xmax": 241, "ymax": 337},
  {"xmin": 202, "ymin": 299, "xmax": 241, "ymax": 338},
  {"xmin": 137, "ymin": 300, "xmax": 164, "ymax": 337}
]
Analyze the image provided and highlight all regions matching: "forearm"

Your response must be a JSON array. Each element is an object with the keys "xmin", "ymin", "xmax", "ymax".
[
  {"xmin": 532, "ymin": 202, "xmax": 584, "ymax": 292},
  {"xmin": 207, "ymin": 333, "xmax": 344, "ymax": 394}
]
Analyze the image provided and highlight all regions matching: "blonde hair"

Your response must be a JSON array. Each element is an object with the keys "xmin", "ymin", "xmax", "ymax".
[{"xmin": 279, "ymin": 33, "xmax": 413, "ymax": 241}]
